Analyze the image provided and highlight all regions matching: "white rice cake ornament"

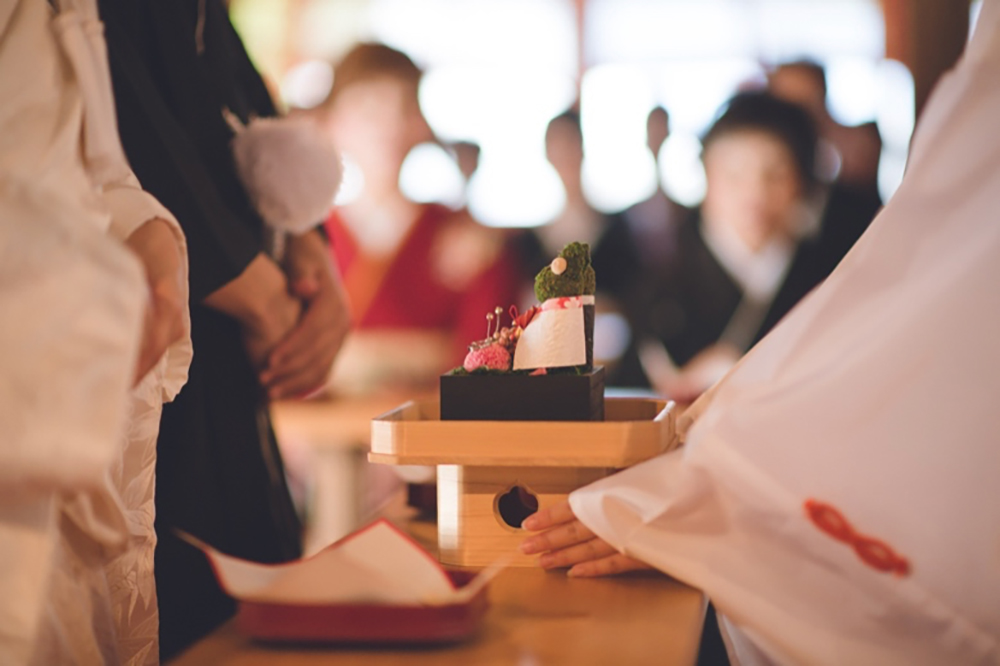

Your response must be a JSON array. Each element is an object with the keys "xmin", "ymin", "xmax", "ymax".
[{"xmin": 513, "ymin": 296, "xmax": 593, "ymax": 370}]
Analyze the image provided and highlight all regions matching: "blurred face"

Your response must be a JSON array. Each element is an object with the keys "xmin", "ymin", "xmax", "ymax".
[
  {"xmin": 702, "ymin": 130, "xmax": 803, "ymax": 251},
  {"xmin": 647, "ymin": 108, "xmax": 669, "ymax": 155},
  {"xmin": 454, "ymin": 143, "xmax": 480, "ymax": 181},
  {"xmin": 545, "ymin": 119, "xmax": 584, "ymax": 189},
  {"xmin": 323, "ymin": 76, "xmax": 431, "ymax": 188}
]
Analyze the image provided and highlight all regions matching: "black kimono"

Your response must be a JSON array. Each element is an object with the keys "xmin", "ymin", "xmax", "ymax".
[
  {"xmin": 98, "ymin": 0, "xmax": 301, "ymax": 658},
  {"xmin": 639, "ymin": 212, "xmax": 829, "ymax": 369}
]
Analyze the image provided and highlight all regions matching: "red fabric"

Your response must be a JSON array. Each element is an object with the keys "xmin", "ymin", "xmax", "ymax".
[{"xmin": 325, "ymin": 205, "xmax": 519, "ymax": 365}]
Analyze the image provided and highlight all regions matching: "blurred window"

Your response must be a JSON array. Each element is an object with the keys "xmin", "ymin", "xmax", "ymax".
[{"xmin": 583, "ymin": 0, "xmax": 907, "ymax": 209}]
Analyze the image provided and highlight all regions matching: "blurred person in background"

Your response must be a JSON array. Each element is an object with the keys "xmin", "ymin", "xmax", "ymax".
[
  {"xmin": 452, "ymin": 140, "xmax": 482, "ymax": 205},
  {"xmin": 98, "ymin": 0, "xmax": 350, "ymax": 657},
  {"xmin": 315, "ymin": 43, "xmax": 518, "ymax": 396},
  {"xmin": 616, "ymin": 106, "xmax": 691, "ymax": 389},
  {"xmin": 635, "ymin": 92, "xmax": 831, "ymax": 401},
  {"xmin": 768, "ymin": 60, "xmax": 883, "ymax": 275},
  {"xmin": 768, "ymin": 59, "xmax": 883, "ymax": 200},
  {"xmin": 622, "ymin": 106, "xmax": 689, "ymax": 275},
  {"xmin": 513, "ymin": 110, "xmax": 644, "ymax": 386}
]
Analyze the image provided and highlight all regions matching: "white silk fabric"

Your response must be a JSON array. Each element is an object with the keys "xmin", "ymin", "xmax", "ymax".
[
  {"xmin": 0, "ymin": 0, "xmax": 191, "ymax": 663},
  {"xmin": 571, "ymin": 5, "xmax": 1000, "ymax": 665}
]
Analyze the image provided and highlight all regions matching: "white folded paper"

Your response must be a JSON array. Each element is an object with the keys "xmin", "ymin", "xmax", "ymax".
[
  {"xmin": 180, "ymin": 520, "xmax": 502, "ymax": 606},
  {"xmin": 513, "ymin": 295, "xmax": 593, "ymax": 370}
]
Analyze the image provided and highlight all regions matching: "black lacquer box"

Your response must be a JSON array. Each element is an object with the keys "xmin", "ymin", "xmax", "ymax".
[{"xmin": 440, "ymin": 366, "xmax": 605, "ymax": 422}]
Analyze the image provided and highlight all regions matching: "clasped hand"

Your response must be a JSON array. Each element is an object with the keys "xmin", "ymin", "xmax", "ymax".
[{"xmin": 258, "ymin": 232, "xmax": 351, "ymax": 400}]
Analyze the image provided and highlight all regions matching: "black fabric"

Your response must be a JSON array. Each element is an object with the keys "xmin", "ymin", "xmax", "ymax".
[
  {"xmin": 696, "ymin": 603, "xmax": 730, "ymax": 666},
  {"xmin": 632, "ymin": 180, "xmax": 879, "ymax": 381},
  {"xmin": 812, "ymin": 182, "xmax": 882, "ymax": 279},
  {"xmin": 637, "ymin": 212, "xmax": 827, "ymax": 368},
  {"xmin": 99, "ymin": 0, "xmax": 265, "ymax": 301},
  {"xmin": 154, "ymin": 309, "xmax": 301, "ymax": 658},
  {"xmin": 99, "ymin": 0, "xmax": 302, "ymax": 659},
  {"xmin": 755, "ymin": 183, "xmax": 880, "ymax": 342}
]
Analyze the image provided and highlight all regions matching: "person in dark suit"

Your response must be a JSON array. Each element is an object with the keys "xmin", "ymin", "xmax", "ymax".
[
  {"xmin": 622, "ymin": 105, "xmax": 690, "ymax": 275},
  {"xmin": 635, "ymin": 92, "xmax": 830, "ymax": 401}
]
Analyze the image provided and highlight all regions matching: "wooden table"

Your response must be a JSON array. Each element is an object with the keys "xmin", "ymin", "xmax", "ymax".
[
  {"xmin": 271, "ymin": 393, "xmax": 430, "ymax": 554},
  {"xmin": 169, "ymin": 504, "xmax": 706, "ymax": 666},
  {"xmin": 271, "ymin": 393, "xmax": 422, "ymax": 450}
]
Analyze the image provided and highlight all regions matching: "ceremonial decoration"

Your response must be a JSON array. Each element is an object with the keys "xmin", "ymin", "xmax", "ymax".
[
  {"xmin": 368, "ymin": 240, "xmax": 678, "ymax": 567},
  {"xmin": 441, "ymin": 242, "xmax": 603, "ymax": 422},
  {"xmin": 227, "ymin": 112, "xmax": 343, "ymax": 235},
  {"xmin": 454, "ymin": 242, "xmax": 597, "ymax": 376}
]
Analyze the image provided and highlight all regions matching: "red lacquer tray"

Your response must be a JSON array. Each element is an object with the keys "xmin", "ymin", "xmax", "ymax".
[{"xmin": 235, "ymin": 570, "xmax": 488, "ymax": 644}]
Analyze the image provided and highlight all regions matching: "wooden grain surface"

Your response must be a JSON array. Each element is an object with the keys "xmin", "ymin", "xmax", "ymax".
[
  {"xmin": 271, "ymin": 392, "xmax": 432, "ymax": 450},
  {"xmin": 437, "ymin": 465, "xmax": 612, "ymax": 567},
  {"xmin": 369, "ymin": 398, "xmax": 678, "ymax": 467}
]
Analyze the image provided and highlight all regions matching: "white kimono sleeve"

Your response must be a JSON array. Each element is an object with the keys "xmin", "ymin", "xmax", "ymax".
[
  {"xmin": 0, "ymin": 183, "xmax": 146, "ymax": 496},
  {"xmin": 54, "ymin": 0, "xmax": 194, "ymax": 402},
  {"xmin": 101, "ymin": 174, "xmax": 193, "ymax": 402},
  {"xmin": 571, "ymin": 4, "xmax": 1000, "ymax": 665}
]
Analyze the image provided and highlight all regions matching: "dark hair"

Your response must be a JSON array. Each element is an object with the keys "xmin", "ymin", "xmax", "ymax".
[{"xmin": 702, "ymin": 91, "xmax": 819, "ymax": 190}]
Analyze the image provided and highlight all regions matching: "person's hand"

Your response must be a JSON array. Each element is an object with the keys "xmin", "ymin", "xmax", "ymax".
[
  {"xmin": 125, "ymin": 218, "xmax": 186, "ymax": 385},
  {"xmin": 241, "ymin": 288, "xmax": 302, "ymax": 372},
  {"xmin": 653, "ymin": 375, "xmax": 705, "ymax": 405},
  {"xmin": 661, "ymin": 343, "xmax": 740, "ymax": 403},
  {"xmin": 203, "ymin": 253, "xmax": 302, "ymax": 373},
  {"xmin": 259, "ymin": 231, "xmax": 351, "ymax": 399},
  {"xmin": 519, "ymin": 500, "xmax": 652, "ymax": 577},
  {"xmin": 643, "ymin": 342, "xmax": 740, "ymax": 404}
]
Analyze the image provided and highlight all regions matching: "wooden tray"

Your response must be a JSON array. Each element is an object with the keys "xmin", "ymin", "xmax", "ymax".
[{"xmin": 370, "ymin": 397, "xmax": 678, "ymax": 468}]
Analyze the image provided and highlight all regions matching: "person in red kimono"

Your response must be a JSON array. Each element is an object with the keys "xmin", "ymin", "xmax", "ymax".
[{"xmin": 316, "ymin": 43, "xmax": 518, "ymax": 395}]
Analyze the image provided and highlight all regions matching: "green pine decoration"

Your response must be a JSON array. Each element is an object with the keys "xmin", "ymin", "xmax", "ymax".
[{"xmin": 533, "ymin": 242, "xmax": 596, "ymax": 302}]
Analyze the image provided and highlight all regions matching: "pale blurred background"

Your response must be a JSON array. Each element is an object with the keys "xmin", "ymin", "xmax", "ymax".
[{"xmin": 232, "ymin": 0, "xmax": 979, "ymax": 228}]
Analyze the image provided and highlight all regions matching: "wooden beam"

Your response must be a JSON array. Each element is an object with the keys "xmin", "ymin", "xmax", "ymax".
[
  {"xmin": 883, "ymin": 0, "xmax": 970, "ymax": 118},
  {"xmin": 573, "ymin": 0, "xmax": 586, "ymax": 107}
]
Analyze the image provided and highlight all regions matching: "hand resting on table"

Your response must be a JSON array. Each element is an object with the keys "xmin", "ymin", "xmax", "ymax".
[{"xmin": 520, "ymin": 500, "xmax": 652, "ymax": 578}]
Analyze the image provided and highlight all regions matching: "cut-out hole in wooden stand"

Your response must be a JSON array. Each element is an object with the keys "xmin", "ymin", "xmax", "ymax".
[{"xmin": 495, "ymin": 485, "xmax": 539, "ymax": 529}]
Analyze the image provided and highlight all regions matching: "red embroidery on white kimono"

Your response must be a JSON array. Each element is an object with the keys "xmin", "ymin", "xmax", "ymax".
[{"xmin": 805, "ymin": 499, "xmax": 910, "ymax": 577}]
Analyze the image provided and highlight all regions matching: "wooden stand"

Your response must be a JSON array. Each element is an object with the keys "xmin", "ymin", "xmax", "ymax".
[{"xmin": 370, "ymin": 397, "xmax": 677, "ymax": 567}]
